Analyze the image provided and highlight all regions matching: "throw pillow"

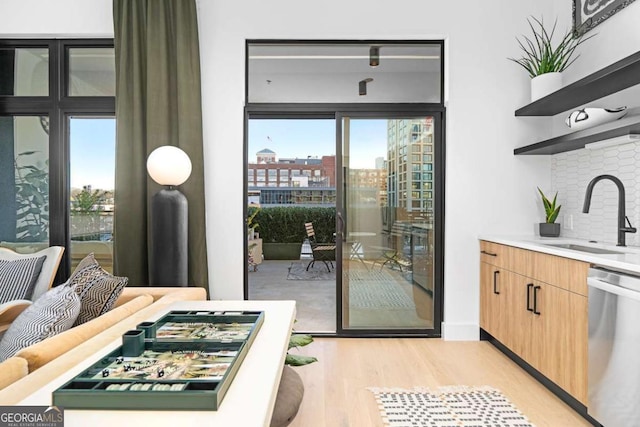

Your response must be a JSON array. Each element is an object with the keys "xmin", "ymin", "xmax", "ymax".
[
  {"xmin": 0, "ymin": 256, "xmax": 46, "ymax": 304},
  {"xmin": 0, "ymin": 284, "xmax": 81, "ymax": 362},
  {"xmin": 67, "ymin": 253, "xmax": 128, "ymax": 326}
]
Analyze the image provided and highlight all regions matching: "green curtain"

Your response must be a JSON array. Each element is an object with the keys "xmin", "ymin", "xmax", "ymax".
[{"xmin": 112, "ymin": 0, "xmax": 208, "ymax": 292}]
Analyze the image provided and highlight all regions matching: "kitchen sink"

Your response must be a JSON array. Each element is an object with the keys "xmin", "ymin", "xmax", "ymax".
[{"xmin": 543, "ymin": 243, "xmax": 624, "ymax": 255}]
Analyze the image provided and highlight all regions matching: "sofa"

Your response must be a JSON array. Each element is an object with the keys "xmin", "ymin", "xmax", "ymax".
[{"xmin": 0, "ymin": 286, "xmax": 206, "ymax": 404}]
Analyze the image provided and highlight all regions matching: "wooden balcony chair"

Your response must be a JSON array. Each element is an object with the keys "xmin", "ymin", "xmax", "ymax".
[{"xmin": 304, "ymin": 222, "xmax": 335, "ymax": 273}]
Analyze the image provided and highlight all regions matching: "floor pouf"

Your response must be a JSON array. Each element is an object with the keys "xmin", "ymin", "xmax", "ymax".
[{"xmin": 270, "ymin": 365, "xmax": 304, "ymax": 427}]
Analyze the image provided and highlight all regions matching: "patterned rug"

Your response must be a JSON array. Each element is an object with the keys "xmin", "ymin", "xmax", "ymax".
[
  {"xmin": 349, "ymin": 269, "xmax": 415, "ymax": 309},
  {"xmin": 287, "ymin": 261, "xmax": 336, "ymax": 280},
  {"xmin": 369, "ymin": 386, "xmax": 534, "ymax": 427}
]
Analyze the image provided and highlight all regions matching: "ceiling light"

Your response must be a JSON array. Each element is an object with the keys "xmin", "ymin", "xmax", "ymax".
[
  {"xmin": 369, "ymin": 46, "xmax": 380, "ymax": 67},
  {"xmin": 584, "ymin": 134, "xmax": 640, "ymax": 150},
  {"xmin": 359, "ymin": 78, "xmax": 373, "ymax": 96}
]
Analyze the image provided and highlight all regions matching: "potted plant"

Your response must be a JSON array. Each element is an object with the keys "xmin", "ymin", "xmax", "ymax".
[
  {"xmin": 509, "ymin": 17, "xmax": 594, "ymax": 101},
  {"xmin": 538, "ymin": 187, "xmax": 561, "ymax": 237}
]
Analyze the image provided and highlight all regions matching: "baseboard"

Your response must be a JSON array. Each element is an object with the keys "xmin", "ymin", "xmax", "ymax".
[{"xmin": 441, "ymin": 322, "xmax": 479, "ymax": 341}]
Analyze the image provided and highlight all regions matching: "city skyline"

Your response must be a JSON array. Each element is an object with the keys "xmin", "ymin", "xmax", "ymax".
[{"xmin": 248, "ymin": 118, "xmax": 388, "ymax": 169}]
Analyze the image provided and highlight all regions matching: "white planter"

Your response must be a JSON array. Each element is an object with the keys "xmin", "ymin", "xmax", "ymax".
[{"xmin": 531, "ymin": 72, "xmax": 562, "ymax": 101}]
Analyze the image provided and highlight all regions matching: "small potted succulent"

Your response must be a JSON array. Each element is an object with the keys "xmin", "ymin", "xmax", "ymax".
[{"xmin": 538, "ymin": 187, "xmax": 561, "ymax": 237}]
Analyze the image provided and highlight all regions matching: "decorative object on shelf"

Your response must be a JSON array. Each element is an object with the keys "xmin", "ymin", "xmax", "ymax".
[
  {"xmin": 537, "ymin": 187, "xmax": 561, "ymax": 237},
  {"xmin": 147, "ymin": 146, "xmax": 192, "ymax": 286},
  {"xmin": 509, "ymin": 16, "xmax": 595, "ymax": 101},
  {"xmin": 573, "ymin": 0, "xmax": 637, "ymax": 35},
  {"xmin": 566, "ymin": 106, "xmax": 628, "ymax": 130}
]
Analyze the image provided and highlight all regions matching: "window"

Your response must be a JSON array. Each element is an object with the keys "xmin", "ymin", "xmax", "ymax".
[{"xmin": 0, "ymin": 39, "xmax": 115, "ymax": 280}]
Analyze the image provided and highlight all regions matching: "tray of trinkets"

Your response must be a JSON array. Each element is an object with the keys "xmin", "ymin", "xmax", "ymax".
[
  {"xmin": 138, "ymin": 310, "xmax": 264, "ymax": 344},
  {"xmin": 52, "ymin": 310, "xmax": 264, "ymax": 411}
]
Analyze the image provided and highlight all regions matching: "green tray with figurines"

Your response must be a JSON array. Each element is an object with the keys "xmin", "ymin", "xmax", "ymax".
[
  {"xmin": 140, "ymin": 310, "xmax": 264, "ymax": 344},
  {"xmin": 52, "ymin": 310, "xmax": 264, "ymax": 411}
]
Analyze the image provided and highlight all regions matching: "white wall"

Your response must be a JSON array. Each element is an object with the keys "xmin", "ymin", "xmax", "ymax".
[
  {"xmin": 0, "ymin": 0, "xmax": 113, "ymax": 38},
  {"xmin": 552, "ymin": 2, "xmax": 640, "ymax": 84},
  {"xmin": 197, "ymin": 0, "xmax": 553, "ymax": 339},
  {"xmin": 1, "ymin": 0, "xmax": 557, "ymax": 340}
]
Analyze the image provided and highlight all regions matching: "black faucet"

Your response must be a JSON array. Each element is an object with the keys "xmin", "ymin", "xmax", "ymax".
[{"xmin": 582, "ymin": 174, "xmax": 637, "ymax": 247}]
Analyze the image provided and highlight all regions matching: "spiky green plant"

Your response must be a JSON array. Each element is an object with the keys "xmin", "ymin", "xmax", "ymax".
[
  {"xmin": 538, "ymin": 187, "xmax": 561, "ymax": 224},
  {"xmin": 509, "ymin": 17, "xmax": 595, "ymax": 78}
]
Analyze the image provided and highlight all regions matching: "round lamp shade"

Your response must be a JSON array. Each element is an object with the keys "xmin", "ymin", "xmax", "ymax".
[{"xmin": 147, "ymin": 146, "xmax": 192, "ymax": 186}]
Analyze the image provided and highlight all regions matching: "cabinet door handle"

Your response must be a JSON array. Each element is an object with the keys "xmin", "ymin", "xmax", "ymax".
[
  {"xmin": 493, "ymin": 270, "xmax": 500, "ymax": 295},
  {"xmin": 526, "ymin": 283, "xmax": 534, "ymax": 312},
  {"xmin": 481, "ymin": 250, "xmax": 497, "ymax": 257},
  {"xmin": 533, "ymin": 285, "xmax": 541, "ymax": 315}
]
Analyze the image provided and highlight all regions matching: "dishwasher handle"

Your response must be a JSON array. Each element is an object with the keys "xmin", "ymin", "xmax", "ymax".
[{"xmin": 588, "ymin": 277, "xmax": 640, "ymax": 302}]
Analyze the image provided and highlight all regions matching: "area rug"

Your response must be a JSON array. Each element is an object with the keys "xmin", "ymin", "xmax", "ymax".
[
  {"xmin": 287, "ymin": 261, "xmax": 336, "ymax": 280},
  {"xmin": 349, "ymin": 269, "xmax": 415, "ymax": 310},
  {"xmin": 368, "ymin": 386, "xmax": 534, "ymax": 427}
]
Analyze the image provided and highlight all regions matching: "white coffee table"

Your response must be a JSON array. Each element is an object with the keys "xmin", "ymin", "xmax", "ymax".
[{"xmin": 17, "ymin": 300, "xmax": 296, "ymax": 427}]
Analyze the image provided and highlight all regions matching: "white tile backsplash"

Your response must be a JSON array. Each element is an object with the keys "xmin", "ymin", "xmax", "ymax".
[{"xmin": 551, "ymin": 142, "xmax": 640, "ymax": 247}]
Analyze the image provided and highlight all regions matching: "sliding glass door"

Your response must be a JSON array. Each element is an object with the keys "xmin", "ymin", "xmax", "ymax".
[{"xmin": 337, "ymin": 113, "xmax": 441, "ymax": 335}]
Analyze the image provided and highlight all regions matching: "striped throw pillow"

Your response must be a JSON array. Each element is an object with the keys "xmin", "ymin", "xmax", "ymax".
[
  {"xmin": 67, "ymin": 253, "xmax": 128, "ymax": 326},
  {"xmin": 0, "ymin": 256, "xmax": 46, "ymax": 304},
  {"xmin": 0, "ymin": 284, "xmax": 81, "ymax": 362}
]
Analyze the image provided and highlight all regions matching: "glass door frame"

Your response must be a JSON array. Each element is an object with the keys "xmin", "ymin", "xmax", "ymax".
[
  {"xmin": 244, "ymin": 104, "xmax": 445, "ymax": 337},
  {"xmin": 335, "ymin": 109, "xmax": 445, "ymax": 337}
]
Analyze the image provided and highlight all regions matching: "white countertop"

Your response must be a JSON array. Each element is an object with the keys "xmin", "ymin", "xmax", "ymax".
[{"xmin": 479, "ymin": 235, "xmax": 640, "ymax": 274}]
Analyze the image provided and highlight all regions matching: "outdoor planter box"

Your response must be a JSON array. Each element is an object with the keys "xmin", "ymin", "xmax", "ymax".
[{"xmin": 262, "ymin": 243, "xmax": 303, "ymax": 260}]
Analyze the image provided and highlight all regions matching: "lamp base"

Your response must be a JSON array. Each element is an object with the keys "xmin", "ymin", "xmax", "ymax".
[{"xmin": 150, "ymin": 188, "xmax": 188, "ymax": 286}]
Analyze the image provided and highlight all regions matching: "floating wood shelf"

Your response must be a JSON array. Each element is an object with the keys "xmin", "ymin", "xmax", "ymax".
[
  {"xmin": 514, "ymin": 116, "xmax": 640, "ymax": 155},
  {"xmin": 515, "ymin": 51, "xmax": 640, "ymax": 117}
]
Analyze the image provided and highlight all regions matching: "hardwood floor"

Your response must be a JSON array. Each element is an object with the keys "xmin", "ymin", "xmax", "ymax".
[{"xmin": 288, "ymin": 338, "xmax": 592, "ymax": 427}]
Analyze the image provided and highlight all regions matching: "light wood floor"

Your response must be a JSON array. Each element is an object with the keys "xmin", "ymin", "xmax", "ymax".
[{"xmin": 288, "ymin": 338, "xmax": 592, "ymax": 427}]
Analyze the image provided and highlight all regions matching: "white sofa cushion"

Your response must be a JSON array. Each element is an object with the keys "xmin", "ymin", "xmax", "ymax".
[
  {"xmin": 0, "ymin": 285, "xmax": 81, "ymax": 362},
  {"xmin": 0, "ymin": 246, "xmax": 65, "ymax": 301}
]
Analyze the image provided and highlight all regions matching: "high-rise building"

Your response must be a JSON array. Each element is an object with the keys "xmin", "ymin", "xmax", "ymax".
[{"xmin": 386, "ymin": 118, "xmax": 434, "ymax": 217}]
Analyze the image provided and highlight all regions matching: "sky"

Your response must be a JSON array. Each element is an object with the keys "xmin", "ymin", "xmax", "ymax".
[
  {"xmin": 69, "ymin": 118, "xmax": 116, "ymax": 190},
  {"xmin": 248, "ymin": 118, "xmax": 388, "ymax": 169},
  {"xmin": 68, "ymin": 117, "xmax": 389, "ymax": 191}
]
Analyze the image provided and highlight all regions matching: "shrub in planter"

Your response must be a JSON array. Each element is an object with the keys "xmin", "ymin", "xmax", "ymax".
[{"xmin": 254, "ymin": 206, "xmax": 336, "ymax": 243}]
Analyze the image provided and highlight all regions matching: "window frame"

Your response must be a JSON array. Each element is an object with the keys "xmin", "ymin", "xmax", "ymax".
[{"xmin": 0, "ymin": 39, "xmax": 115, "ymax": 282}]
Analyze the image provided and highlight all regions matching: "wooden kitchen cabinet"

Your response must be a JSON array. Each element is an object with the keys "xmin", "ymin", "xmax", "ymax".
[
  {"xmin": 479, "ymin": 240, "xmax": 589, "ymax": 405},
  {"xmin": 530, "ymin": 279, "xmax": 588, "ymax": 404},
  {"xmin": 480, "ymin": 262, "xmax": 510, "ymax": 346}
]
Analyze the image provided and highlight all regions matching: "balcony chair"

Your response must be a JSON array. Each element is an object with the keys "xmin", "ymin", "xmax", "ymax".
[
  {"xmin": 372, "ymin": 221, "xmax": 412, "ymax": 272},
  {"xmin": 304, "ymin": 222, "xmax": 335, "ymax": 273}
]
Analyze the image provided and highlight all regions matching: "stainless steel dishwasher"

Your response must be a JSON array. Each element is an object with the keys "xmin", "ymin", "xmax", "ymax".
[{"xmin": 588, "ymin": 266, "xmax": 640, "ymax": 427}]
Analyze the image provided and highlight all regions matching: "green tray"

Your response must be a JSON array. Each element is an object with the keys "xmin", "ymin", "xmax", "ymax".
[{"xmin": 53, "ymin": 311, "xmax": 264, "ymax": 411}]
